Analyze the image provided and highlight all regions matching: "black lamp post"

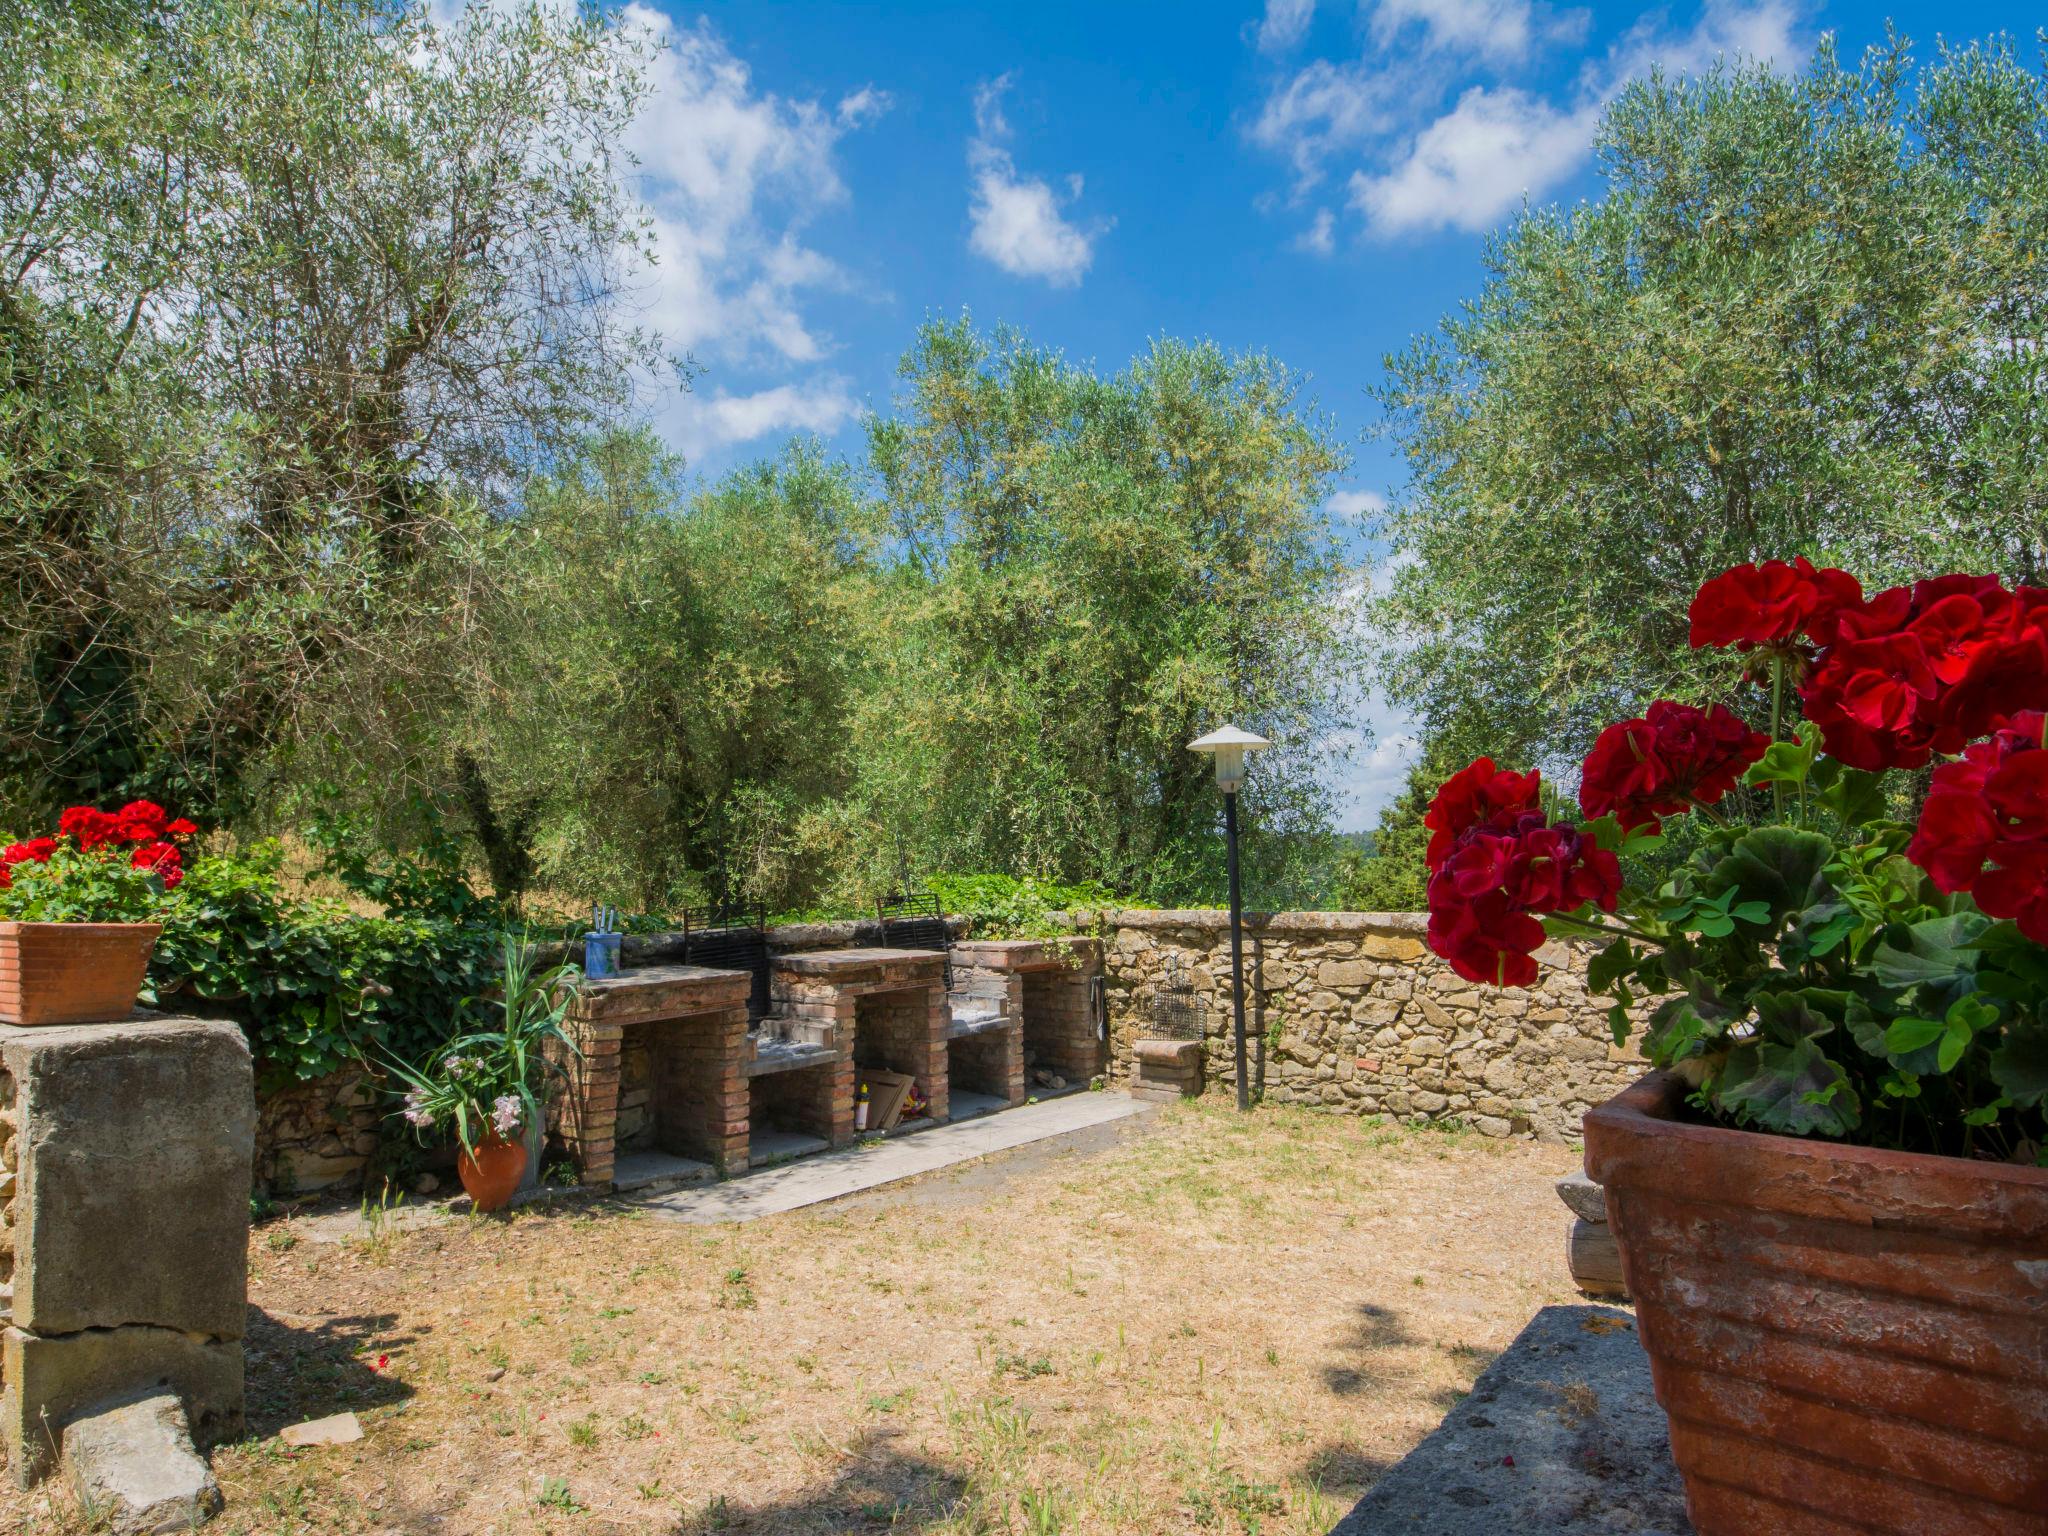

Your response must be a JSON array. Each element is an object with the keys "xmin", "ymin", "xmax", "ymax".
[{"xmin": 1188, "ymin": 724, "xmax": 1271, "ymax": 1112}]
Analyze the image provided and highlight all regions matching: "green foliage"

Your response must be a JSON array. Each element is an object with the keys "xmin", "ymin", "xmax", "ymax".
[
  {"xmin": 462, "ymin": 432, "xmax": 871, "ymax": 912},
  {"xmin": 147, "ymin": 831, "xmax": 521, "ymax": 1087},
  {"xmin": 850, "ymin": 319, "xmax": 1358, "ymax": 905},
  {"xmin": 1373, "ymin": 35, "xmax": 2048, "ymax": 777},
  {"xmin": 1580, "ymin": 772, "xmax": 2048, "ymax": 1161},
  {"xmin": 0, "ymin": 0, "xmax": 654, "ymax": 825},
  {"xmin": 0, "ymin": 848, "xmax": 166, "ymax": 923},
  {"xmin": 926, "ymin": 874, "xmax": 1121, "ymax": 940}
]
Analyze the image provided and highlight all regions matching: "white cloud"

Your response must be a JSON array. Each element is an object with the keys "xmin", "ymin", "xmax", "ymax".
[
  {"xmin": 1350, "ymin": 85, "xmax": 1595, "ymax": 234},
  {"xmin": 673, "ymin": 376, "xmax": 861, "ymax": 455},
  {"xmin": 1369, "ymin": 0, "xmax": 1589, "ymax": 67},
  {"xmin": 1326, "ymin": 487, "xmax": 1388, "ymax": 522},
  {"xmin": 966, "ymin": 76, "xmax": 1105, "ymax": 286},
  {"xmin": 1256, "ymin": 0, "xmax": 1317, "ymax": 53},
  {"xmin": 1294, "ymin": 208, "xmax": 1338, "ymax": 254},
  {"xmin": 1250, "ymin": 0, "xmax": 1805, "ymax": 242},
  {"xmin": 620, "ymin": 7, "xmax": 888, "ymax": 367},
  {"xmin": 1250, "ymin": 59, "xmax": 1403, "ymax": 191}
]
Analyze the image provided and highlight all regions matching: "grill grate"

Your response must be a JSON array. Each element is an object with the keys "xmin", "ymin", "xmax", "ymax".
[
  {"xmin": 877, "ymin": 891, "xmax": 953, "ymax": 988},
  {"xmin": 682, "ymin": 901, "xmax": 770, "ymax": 1020},
  {"xmin": 1149, "ymin": 952, "xmax": 1208, "ymax": 1040}
]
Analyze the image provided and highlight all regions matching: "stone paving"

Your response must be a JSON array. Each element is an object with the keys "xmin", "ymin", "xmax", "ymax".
[{"xmin": 1329, "ymin": 1304, "xmax": 1690, "ymax": 1535}]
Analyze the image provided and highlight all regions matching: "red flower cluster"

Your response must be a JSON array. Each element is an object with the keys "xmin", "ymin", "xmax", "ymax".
[
  {"xmin": 1688, "ymin": 558, "xmax": 1862, "ymax": 651},
  {"xmin": 1579, "ymin": 700, "xmax": 1771, "ymax": 833},
  {"xmin": 1800, "ymin": 575, "xmax": 2048, "ymax": 771},
  {"xmin": 1422, "ymin": 757, "xmax": 1542, "ymax": 867},
  {"xmin": 1424, "ymin": 763, "xmax": 1621, "ymax": 986},
  {"xmin": 1, "ymin": 801, "xmax": 197, "ymax": 890},
  {"xmin": 1906, "ymin": 713, "xmax": 2048, "ymax": 943}
]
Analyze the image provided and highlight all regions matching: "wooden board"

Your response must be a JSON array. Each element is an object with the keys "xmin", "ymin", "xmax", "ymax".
[{"xmin": 861, "ymin": 1068, "xmax": 915, "ymax": 1131}]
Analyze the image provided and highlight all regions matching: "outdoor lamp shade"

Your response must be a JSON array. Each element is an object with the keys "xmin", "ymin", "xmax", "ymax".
[{"xmin": 1188, "ymin": 724, "xmax": 1271, "ymax": 793}]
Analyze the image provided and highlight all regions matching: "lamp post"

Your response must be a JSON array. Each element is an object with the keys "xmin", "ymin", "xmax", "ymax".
[{"xmin": 1189, "ymin": 724, "xmax": 1271, "ymax": 1111}]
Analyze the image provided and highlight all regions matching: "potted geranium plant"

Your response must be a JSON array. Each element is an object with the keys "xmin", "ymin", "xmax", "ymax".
[
  {"xmin": 0, "ymin": 801, "xmax": 196, "ymax": 1025},
  {"xmin": 1422, "ymin": 561, "xmax": 2048, "ymax": 1535},
  {"xmin": 383, "ymin": 936, "xmax": 579, "ymax": 1212}
]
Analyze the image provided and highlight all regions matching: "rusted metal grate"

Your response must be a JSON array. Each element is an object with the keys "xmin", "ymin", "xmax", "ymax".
[{"xmin": 1149, "ymin": 952, "xmax": 1207, "ymax": 1040}]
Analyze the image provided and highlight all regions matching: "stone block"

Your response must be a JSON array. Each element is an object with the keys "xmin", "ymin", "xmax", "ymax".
[
  {"xmin": 62, "ymin": 1391, "xmax": 222, "ymax": 1533},
  {"xmin": 4, "ymin": 1326, "xmax": 244, "ymax": 1485},
  {"xmin": 5, "ymin": 1018, "xmax": 253, "ymax": 1340}
]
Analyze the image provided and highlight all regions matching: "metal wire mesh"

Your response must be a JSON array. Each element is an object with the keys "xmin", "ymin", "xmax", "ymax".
[{"xmin": 1148, "ymin": 952, "xmax": 1208, "ymax": 1040}]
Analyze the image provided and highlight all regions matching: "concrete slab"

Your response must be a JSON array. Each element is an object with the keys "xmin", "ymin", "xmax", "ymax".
[
  {"xmin": 610, "ymin": 1150, "xmax": 714, "ymax": 1193},
  {"xmin": 747, "ymin": 1128, "xmax": 829, "ymax": 1167},
  {"xmin": 640, "ymin": 1091, "xmax": 1151, "ymax": 1225},
  {"xmin": 949, "ymin": 1090, "xmax": 1006, "ymax": 1121},
  {"xmin": 1328, "ymin": 1304, "xmax": 1690, "ymax": 1536}
]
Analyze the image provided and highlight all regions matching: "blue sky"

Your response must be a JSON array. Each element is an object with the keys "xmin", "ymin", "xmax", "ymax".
[{"xmin": 578, "ymin": 0, "xmax": 2038, "ymax": 829}]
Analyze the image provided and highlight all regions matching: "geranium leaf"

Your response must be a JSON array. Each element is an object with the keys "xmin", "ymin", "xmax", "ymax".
[
  {"xmin": 1884, "ymin": 1015, "xmax": 1945, "ymax": 1055},
  {"xmin": 1707, "ymin": 826, "xmax": 1835, "ymax": 925},
  {"xmin": 1990, "ymin": 1017, "xmax": 2048, "ymax": 1108},
  {"xmin": 1716, "ymin": 1035, "xmax": 1860, "ymax": 1137}
]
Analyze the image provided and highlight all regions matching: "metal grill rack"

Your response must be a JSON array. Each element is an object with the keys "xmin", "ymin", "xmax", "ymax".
[
  {"xmin": 681, "ymin": 900, "xmax": 771, "ymax": 1020},
  {"xmin": 877, "ymin": 891, "xmax": 954, "ymax": 988}
]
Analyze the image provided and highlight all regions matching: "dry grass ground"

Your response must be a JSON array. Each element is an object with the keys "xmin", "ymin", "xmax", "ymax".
[{"xmin": 6, "ymin": 1101, "xmax": 1584, "ymax": 1536}]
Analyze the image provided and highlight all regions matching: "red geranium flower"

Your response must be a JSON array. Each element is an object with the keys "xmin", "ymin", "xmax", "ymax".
[
  {"xmin": 1803, "ymin": 577, "xmax": 2048, "ymax": 771},
  {"xmin": 113, "ymin": 800, "xmax": 169, "ymax": 844},
  {"xmin": 1427, "ymin": 882, "xmax": 1547, "ymax": 987},
  {"xmin": 1579, "ymin": 701, "xmax": 1769, "ymax": 833},
  {"xmin": 130, "ymin": 840, "xmax": 184, "ymax": 889},
  {"xmin": 1, "ymin": 838, "xmax": 56, "ymax": 867},
  {"xmin": 1688, "ymin": 559, "xmax": 1861, "ymax": 650},
  {"xmin": 1424, "ymin": 758, "xmax": 1543, "ymax": 869},
  {"xmin": 1425, "ymin": 798, "xmax": 1621, "ymax": 986},
  {"xmin": 57, "ymin": 805, "xmax": 120, "ymax": 851},
  {"xmin": 1907, "ymin": 713, "xmax": 2048, "ymax": 942}
]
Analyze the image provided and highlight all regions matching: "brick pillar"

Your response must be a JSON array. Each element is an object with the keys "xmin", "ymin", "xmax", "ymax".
[
  {"xmin": 656, "ymin": 1004, "xmax": 750, "ymax": 1173},
  {"xmin": 948, "ymin": 1021, "xmax": 1025, "ymax": 1105},
  {"xmin": 854, "ymin": 987, "xmax": 948, "ymax": 1125},
  {"xmin": 553, "ymin": 1013, "xmax": 623, "ymax": 1186},
  {"xmin": 1025, "ymin": 970, "xmax": 1104, "ymax": 1083}
]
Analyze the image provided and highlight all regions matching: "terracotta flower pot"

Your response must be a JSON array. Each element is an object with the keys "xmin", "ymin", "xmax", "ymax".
[
  {"xmin": 0, "ymin": 921, "xmax": 161, "ymax": 1026},
  {"xmin": 456, "ymin": 1128, "xmax": 528, "ymax": 1213},
  {"xmin": 1584, "ymin": 1071, "xmax": 2048, "ymax": 1535}
]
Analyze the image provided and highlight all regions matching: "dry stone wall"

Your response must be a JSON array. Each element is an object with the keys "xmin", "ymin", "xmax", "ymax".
[{"xmin": 1097, "ymin": 910, "xmax": 1646, "ymax": 1140}]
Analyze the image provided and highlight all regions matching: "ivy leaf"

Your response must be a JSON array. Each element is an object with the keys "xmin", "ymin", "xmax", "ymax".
[{"xmin": 1716, "ymin": 1035, "xmax": 1861, "ymax": 1137}]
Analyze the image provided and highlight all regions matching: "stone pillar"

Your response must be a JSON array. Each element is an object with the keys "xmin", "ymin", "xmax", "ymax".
[{"xmin": 0, "ymin": 1016, "xmax": 253, "ymax": 1484}]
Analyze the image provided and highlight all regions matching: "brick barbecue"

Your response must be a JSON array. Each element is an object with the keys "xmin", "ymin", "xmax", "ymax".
[
  {"xmin": 549, "ymin": 931, "xmax": 1103, "ymax": 1188},
  {"xmin": 553, "ymin": 965, "xmax": 752, "ymax": 1185},
  {"xmin": 951, "ymin": 939, "xmax": 1104, "ymax": 1088}
]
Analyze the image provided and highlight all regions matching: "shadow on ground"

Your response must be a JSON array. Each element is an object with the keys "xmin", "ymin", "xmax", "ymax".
[
  {"xmin": 653, "ymin": 1429, "xmax": 969, "ymax": 1534},
  {"xmin": 243, "ymin": 1307, "xmax": 419, "ymax": 1434}
]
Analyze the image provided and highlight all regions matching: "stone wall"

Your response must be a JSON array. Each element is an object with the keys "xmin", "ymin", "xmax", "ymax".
[
  {"xmin": 1096, "ymin": 909, "xmax": 1645, "ymax": 1140},
  {"xmin": 254, "ymin": 1068, "xmax": 382, "ymax": 1195}
]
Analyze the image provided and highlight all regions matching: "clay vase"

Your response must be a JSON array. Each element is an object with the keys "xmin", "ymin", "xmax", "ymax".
[
  {"xmin": 1584, "ymin": 1071, "xmax": 2048, "ymax": 1534},
  {"xmin": 456, "ymin": 1128, "xmax": 528, "ymax": 1213},
  {"xmin": 0, "ymin": 921, "xmax": 161, "ymax": 1025}
]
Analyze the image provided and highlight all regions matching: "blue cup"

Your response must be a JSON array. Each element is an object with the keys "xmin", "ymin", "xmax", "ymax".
[{"xmin": 583, "ymin": 931, "xmax": 623, "ymax": 979}]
